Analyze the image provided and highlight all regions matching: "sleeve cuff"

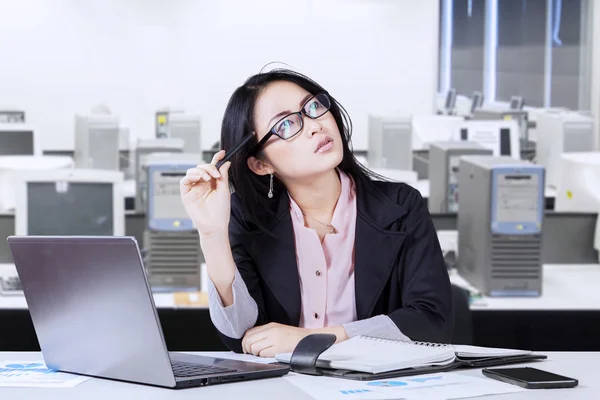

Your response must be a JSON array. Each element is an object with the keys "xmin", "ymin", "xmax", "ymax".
[
  {"xmin": 207, "ymin": 268, "xmax": 258, "ymax": 339},
  {"xmin": 343, "ymin": 315, "xmax": 411, "ymax": 342}
]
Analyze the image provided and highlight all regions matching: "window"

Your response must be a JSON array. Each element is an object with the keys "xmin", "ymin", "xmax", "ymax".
[
  {"xmin": 439, "ymin": 0, "xmax": 591, "ymax": 110},
  {"xmin": 450, "ymin": 0, "xmax": 486, "ymax": 97},
  {"xmin": 496, "ymin": 0, "xmax": 547, "ymax": 107}
]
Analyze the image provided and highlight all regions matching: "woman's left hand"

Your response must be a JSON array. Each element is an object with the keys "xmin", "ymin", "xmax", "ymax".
[{"xmin": 241, "ymin": 323, "xmax": 309, "ymax": 358}]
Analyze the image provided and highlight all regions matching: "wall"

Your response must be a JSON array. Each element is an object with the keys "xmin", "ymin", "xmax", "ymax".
[{"xmin": 0, "ymin": 0, "xmax": 440, "ymax": 151}]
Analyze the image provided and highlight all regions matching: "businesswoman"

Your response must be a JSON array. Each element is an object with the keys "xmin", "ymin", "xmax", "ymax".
[{"xmin": 180, "ymin": 69, "xmax": 453, "ymax": 357}]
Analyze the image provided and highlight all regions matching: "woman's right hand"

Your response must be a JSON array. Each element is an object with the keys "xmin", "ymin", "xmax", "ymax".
[{"xmin": 180, "ymin": 150, "xmax": 232, "ymax": 237}]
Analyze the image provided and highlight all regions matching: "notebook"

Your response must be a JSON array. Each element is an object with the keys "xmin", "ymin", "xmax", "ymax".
[{"xmin": 275, "ymin": 336, "xmax": 546, "ymax": 380}]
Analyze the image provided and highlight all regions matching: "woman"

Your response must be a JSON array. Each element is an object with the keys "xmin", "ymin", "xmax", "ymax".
[{"xmin": 180, "ymin": 69, "xmax": 453, "ymax": 358}]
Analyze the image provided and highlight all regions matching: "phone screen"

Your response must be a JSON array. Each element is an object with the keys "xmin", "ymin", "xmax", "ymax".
[{"xmin": 489, "ymin": 367, "xmax": 573, "ymax": 383}]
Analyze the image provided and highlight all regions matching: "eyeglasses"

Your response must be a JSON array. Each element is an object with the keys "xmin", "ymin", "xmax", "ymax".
[{"xmin": 251, "ymin": 93, "xmax": 332, "ymax": 154}]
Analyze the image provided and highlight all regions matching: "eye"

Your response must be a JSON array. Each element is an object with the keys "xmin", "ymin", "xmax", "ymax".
[
  {"xmin": 276, "ymin": 118, "xmax": 297, "ymax": 137},
  {"xmin": 306, "ymin": 100, "xmax": 321, "ymax": 118}
]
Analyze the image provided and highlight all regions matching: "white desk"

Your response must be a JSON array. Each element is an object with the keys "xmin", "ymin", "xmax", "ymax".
[
  {"xmin": 449, "ymin": 264, "xmax": 600, "ymax": 311},
  {"xmin": 2, "ymin": 264, "xmax": 599, "ymax": 312},
  {"xmin": 0, "ymin": 352, "xmax": 595, "ymax": 399}
]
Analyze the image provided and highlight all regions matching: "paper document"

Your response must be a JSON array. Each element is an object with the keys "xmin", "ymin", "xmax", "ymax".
[
  {"xmin": 0, "ymin": 361, "xmax": 89, "ymax": 387},
  {"xmin": 284, "ymin": 372, "xmax": 525, "ymax": 400},
  {"xmin": 200, "ymin": 352, "xmax": 278, "ymax": 364}
]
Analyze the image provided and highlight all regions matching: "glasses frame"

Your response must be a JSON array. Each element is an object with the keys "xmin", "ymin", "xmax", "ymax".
[{"xmin": 250, "ymin": 93, "xmax": 331, "ymax": 155}]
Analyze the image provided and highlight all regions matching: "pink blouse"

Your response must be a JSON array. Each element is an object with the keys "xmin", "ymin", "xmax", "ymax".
[{"xmin": 288, "ymin": 171, "xmax": 358, "ymax": 329}]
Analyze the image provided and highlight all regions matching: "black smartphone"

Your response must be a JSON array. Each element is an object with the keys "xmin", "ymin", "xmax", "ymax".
[{"xmin": 482, "ymin": 367, "xmax": 578, "ymax": 389}]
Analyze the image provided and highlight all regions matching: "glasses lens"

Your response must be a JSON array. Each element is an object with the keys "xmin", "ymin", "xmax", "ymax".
[
  {"xmin": 274, "ymin": 113, "xmax": 303, "ymax": 139},
  {"xmin": 304, "ymin": 94, "xmax": 331, "ymax": 119}
]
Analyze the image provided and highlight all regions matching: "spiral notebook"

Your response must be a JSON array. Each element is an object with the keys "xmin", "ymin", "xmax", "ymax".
[{"xmin": 275, "ymin": 336, "xmax": 546, "ymax": 379}]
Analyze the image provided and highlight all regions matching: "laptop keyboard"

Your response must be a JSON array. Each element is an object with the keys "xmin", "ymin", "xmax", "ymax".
[{"xmin": 171, "ymin": 361, "xmax": 237, "ymax": 377}]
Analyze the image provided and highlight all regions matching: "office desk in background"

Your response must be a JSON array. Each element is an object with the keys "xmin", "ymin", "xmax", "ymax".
[{"xmin": 0, "ymin": 352, "xmax": 595, "ymax": 399}]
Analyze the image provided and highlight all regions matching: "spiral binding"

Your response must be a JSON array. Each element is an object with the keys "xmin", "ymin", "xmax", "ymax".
[{"xmin": 359, "ymin": 335, "xmax": 452, "ymax": 349}]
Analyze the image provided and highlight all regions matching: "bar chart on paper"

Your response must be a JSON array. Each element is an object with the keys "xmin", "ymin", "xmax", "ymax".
[
  {"xmin": 0, "ymin": 360, "xmax": 90, "ymax": 387},
  {"xmin": 284, "ymin": 373, "xmax": 525, "ymax": 400}
]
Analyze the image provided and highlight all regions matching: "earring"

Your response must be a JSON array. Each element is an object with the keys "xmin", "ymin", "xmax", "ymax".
[{"xmin": 268, "ymin": 174, "xmax": 274, "ymax": 199}]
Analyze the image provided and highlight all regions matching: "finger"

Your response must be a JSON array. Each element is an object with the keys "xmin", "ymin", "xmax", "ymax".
[
  {"xmin": 243, "ymin": 331, "xmax": 269, "ymax": 355},
  {"xmin": 216, "ymin": 162, "xmax": 231, "ymax": 192},
  {"xmin": 180, "ymin": 173, "xmax": 210, "ymax": 188},
  {"xmin": 245, "ymin": 323, "xmax": 273, "ymax": 337},
  {"xmin": 249, "ymin": 337, "xmax": 272, "ymax": 356},
  {"xmin": 211, "ymin": 150, "xmax": 226, "ymax": 165},
  {"xmin": 258, "ymin": 346, "xmax": 277, "ymax": 358},
  {"xmin": 197, "ymin": 163, "xmax": 221, "ymax": 179}
]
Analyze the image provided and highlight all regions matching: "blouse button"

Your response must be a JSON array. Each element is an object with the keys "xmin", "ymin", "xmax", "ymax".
[
  {"xmin": 316, "ymin": 270, "xmax": 322, "ymax": 277},
  {"xmin": 314, "ymin": 312, "xmax": 320, "ymax": 319}
]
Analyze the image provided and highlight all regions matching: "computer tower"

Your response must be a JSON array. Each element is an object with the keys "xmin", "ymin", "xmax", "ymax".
[
  {"xmin": 134, "ymin": 138, "xmax": 184, "ymax": 212},
  {"xmin": 367, "ymin": 115, "xmax": 412, "ymax": 170},
  {"xmin": 144, "ymin": 156, "xmax": 204, "ymax": 291},
  {"xmin": 457, "ymin": 156, "xmax": 545, "ymax": 297},
  {"xmin": 169, "ymin": 114, "xmax": 202, "ymax": 154},
  {"xmin": 74, "ymin": 115, "xmax": 120, "ymax": 170},
  {"xmin": 429, "ymin": 141, "xmax": 493, "ymax": 213}
]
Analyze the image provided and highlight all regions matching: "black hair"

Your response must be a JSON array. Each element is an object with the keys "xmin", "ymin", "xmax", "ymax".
[{"xmin": 220, "ymin": 68, "xmax": 384, "ymax": 230}]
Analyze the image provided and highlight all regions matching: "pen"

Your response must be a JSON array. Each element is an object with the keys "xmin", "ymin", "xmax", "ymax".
[{"xmin": 215, "ymin": 132, "xmax": 256, "ymax": 169}]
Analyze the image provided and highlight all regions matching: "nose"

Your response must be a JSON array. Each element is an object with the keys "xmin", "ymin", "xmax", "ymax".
[{"xmin": 303, "ymin": 115, "xmax": 323, "ymax": 138}]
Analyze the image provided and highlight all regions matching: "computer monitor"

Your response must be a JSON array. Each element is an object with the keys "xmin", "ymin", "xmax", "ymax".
[
  {"xmin": 455, "ymin": 120, "xmax": 521, "ymax": 159},
  {"xmin": 535, "ymin": 111, "xmax": 595, "ymax": 188},
  {"xmin": 14, "ymin": 169, "xmax": 124, "ymax": 236},
  {"xmin": 444, "ymin": 88, "xmax": 457, "ymax": 113},
  {"xmin": 470, "ymin": 91, "xmax": 483, "ymax": 114},
  {"xmin": 411, "ymin": 115, "xmax": 463, "ymax": 150},
  {"xmin": 168, "ymin": 114, "xmax": 201, "ymax": 154},
  {"xmin": 554, "ymin": 152, "xmax": 600, "ymax": 213},
  {"xmin": 509, "ymin": 96, "xmax": 524, "ymax": 110},
  {"xmin": 0, "ymin": 124, "xmax": 38, "ymax": 156},
  {"xmin": 367, "ymin": 114, "xmax": 413, "ymax": 170},
  {"xmin": 74, "ymin": 114, "xmax": 120, "ymax": 170}
]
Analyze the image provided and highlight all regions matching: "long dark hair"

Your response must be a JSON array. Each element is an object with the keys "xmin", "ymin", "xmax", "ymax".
[{"xmin": 220, "ymin": 68, "xmax": 383, "ymax": 230}]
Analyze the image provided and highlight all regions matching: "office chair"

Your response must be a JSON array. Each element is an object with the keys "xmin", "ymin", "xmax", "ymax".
[{"xmin": 451, "ymin": 284, "xmax": 473, "ymax": 345}]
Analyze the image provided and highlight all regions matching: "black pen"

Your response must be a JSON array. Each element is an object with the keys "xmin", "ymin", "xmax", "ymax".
[{"xmin": 216, "ymin": 132, "xmax": 256, "ymax": 169}]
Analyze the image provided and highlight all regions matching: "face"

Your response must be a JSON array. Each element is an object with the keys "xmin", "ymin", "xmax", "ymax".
[{"xmin": 248, "ymin": 81, "xmax": 344, "ymax": 182}]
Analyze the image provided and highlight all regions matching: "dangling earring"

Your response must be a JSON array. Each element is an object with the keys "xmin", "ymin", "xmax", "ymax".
[{"xmin": 268, "ymin": 174, "xmax": 274, "ymax": 199}]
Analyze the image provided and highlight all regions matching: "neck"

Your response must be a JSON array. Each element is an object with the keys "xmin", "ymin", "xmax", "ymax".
[{"xmin": 285, "ymin": 169, "xmax": 341, "ymax": 219}]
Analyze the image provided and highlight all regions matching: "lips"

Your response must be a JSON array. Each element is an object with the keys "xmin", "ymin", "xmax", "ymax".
[{"xmin": 314, "ymin": 136, "xmax": 333, "ymax": 153}]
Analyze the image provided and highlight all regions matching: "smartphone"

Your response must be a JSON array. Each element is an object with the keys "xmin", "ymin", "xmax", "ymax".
[{"xmin": 482, "ymin": 367, "xmax": 578, "ymax": 389}]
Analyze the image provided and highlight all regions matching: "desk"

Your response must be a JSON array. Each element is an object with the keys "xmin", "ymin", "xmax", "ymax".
[{"xmin": 0, "ymin": 352, "xmax": 595, "ymax": 399}]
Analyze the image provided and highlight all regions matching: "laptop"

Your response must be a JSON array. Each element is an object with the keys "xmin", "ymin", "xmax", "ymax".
[{"xmin": 6, "ymin": 235, "xmax": 289, "ymax": 389}]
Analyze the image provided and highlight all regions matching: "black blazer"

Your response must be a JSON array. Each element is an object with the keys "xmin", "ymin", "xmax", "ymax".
[{"xmin": 214, "ymin": 177, "xmax": 454, "ymax": 353}]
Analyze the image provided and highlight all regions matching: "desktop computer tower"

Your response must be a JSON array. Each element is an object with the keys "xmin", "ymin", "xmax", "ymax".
[
  {"xmin": 457, "ymin": 156, "xmax": 545, "ymax": 297},
  {"xmin": 143, "ymin": 157, "xmax": 203, "ymax": 291},
  {"xmin": 75, "ymin": 115, "xmax": 120, "ymax": 170},
  {"xmin": 367, "ymin": 115, "xmax": 413, "ymax": 170},
  {"xmin": 429, "ymin": 141, "xmax": 492, "ymax": 213}
]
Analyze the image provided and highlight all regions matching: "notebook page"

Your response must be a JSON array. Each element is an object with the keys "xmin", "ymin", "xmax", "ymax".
[
  {"xmin": 453, "ymin": 344, "xmax": 531, "ymax": 358},
  {"xmin": 315, "ymin": 336, "xmax": 455, "ymax": 374}
]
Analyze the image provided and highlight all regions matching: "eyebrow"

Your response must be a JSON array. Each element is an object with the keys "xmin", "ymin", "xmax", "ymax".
[{"xmin": 267, "ymin": 93, "xmax": 314, "ymax": 128}]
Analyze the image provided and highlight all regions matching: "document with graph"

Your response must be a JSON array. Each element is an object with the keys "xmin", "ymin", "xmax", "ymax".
[{"xmin": 0, "ymin": 360, "xmax": 90, "ymax": 387}]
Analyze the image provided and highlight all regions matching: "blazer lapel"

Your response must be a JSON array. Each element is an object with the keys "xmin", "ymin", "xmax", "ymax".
[
  {"xmin": 240, "ymin": 194, "xmax": 301, "ymax": 326},
  {"xmin": 354, "ymin": 180, "xmax": 408, "ymax": 320}
]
